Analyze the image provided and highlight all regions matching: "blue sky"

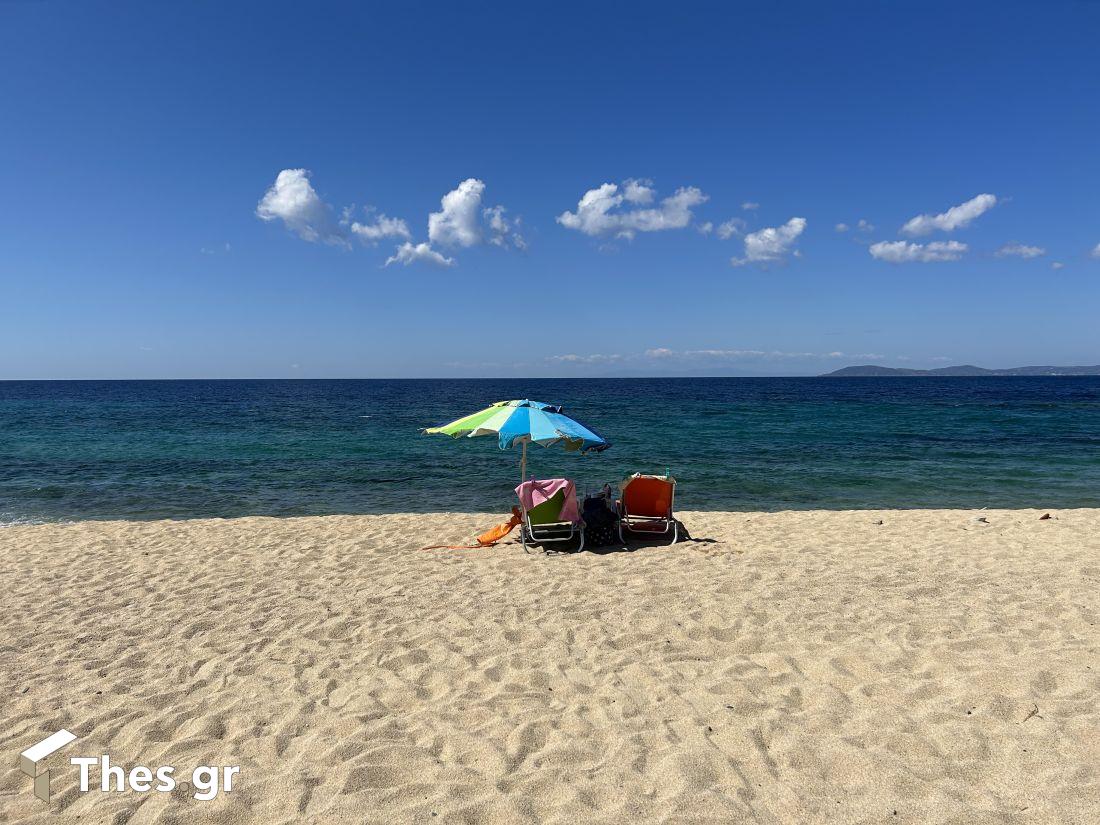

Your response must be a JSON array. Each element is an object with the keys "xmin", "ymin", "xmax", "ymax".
[{"xmin": 2, "ymin": 0, "xmax": 1098, "ymax": 379}]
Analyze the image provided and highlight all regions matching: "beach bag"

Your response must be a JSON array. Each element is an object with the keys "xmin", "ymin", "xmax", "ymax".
[{"xmin": 582, "ymin": 487, "xmax": 619, "ymax": 548}]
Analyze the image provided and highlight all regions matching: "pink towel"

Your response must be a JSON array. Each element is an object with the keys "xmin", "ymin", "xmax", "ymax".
[{"xmin": 515, "ymin": 478, "xmax": 580, "ymax": 524}]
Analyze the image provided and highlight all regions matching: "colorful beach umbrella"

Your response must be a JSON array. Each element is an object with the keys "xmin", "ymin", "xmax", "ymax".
[{"xmin": 425, "ymin": 399, "xmax": 609, "ymax": 480}]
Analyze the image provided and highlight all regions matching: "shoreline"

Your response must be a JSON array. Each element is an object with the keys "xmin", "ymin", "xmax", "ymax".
[
  {"xmin": 2, "ymin": 508, "xmax": 1097, "ymax": 822},
  {"xmin": 3, "ymin": 505, "xmax": 1098, "ymax": 528}
]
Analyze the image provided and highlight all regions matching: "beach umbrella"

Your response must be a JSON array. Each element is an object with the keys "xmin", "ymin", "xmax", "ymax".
[{"xmin": 425, "ymin": 399, "xmax": 609, "ymax": 480}]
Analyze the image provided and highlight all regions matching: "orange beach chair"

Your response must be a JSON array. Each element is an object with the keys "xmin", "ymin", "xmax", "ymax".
[{"xmin": 617, "ymin": 473, "xmax": 678, "ymax": 544}]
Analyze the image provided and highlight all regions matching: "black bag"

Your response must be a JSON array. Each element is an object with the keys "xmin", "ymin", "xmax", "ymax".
[{"xmin": 582, "ymin": 486, "xmax": 619, "ymax": 548}]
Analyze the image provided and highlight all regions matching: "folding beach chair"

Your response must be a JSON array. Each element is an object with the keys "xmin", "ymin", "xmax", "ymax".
[
  {"xmin": 618, "ymin": 473, "xmax": 678, "ymax": 544},
  {"xmin": 516, "ymin": 478, "xmax": 585, "ymax": 553}
]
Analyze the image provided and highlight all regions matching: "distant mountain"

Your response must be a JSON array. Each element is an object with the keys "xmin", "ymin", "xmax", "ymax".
[{"xmin": 823, "ymin": 364, "xmax": 1100, "ymax": 377}]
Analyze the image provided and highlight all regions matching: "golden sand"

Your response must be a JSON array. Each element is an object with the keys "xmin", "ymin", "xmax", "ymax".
[{"xmin": 1, "ymin": 509, "xmax": 1098, "ymax": 823}]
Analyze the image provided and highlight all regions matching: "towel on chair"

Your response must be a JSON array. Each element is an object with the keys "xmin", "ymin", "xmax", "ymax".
[{"xmin": 515, "ymin": 478, "xmax": 580, "ymax": 524}]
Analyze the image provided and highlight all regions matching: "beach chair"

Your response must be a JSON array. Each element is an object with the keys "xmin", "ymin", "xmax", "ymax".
[
  {"xmin": 516, "ymin": 478, "xmax": 585, "ymax": 553},
  {"xmin": 618, "ymin": 473, "xmax": 678, "ymax": 544}
]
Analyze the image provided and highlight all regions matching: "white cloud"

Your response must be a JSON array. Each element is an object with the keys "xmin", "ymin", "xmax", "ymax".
[
  {"xmin": 384, "ymin": 242, "xmax": 455, "ymax": 268},
  {"xmin": 258, "ymin": 171, "xmax": 520, "ymax": 265},
  {"xmin": 1051, "ymin": 261, "xmax": 1065, "ymax": 270},
  {"xmin": 429, "ymin": 178, "xmax": 485, "ymax": 247},
  {"xmin": 348, "ymin": 212, "xmax": 411, "ymax": 244},
  {"xmin": 731, "ymin": 217, "xmax": 807, "ymax": 267},
  {"xmin": 483, "ymin": 205, "xmax": 526, "ymax": 250},
  {"xmin": 647, "ymin": 348, "xmax": 763, "ymax": 360},
  {"xmin": 716, "ymin": 218, "xmax": 747, "ymax": 240},
  {"xmin": 547, "ymin": 353, "xmax": 622, "ymax": 364},
  {"xmin": 836, "ymin": 219, "xmax": 873, "ymax": 234},
  {"xmin": 383, "ymin": 178, "xmax": 524, "ymax": 265},
  {"xmin": 684, "ymin": 349, "xmax": 767, "ymax": 358},
  {"xmin": 423, "ymin": 178, "xmax": 524, "ymax": 254},
  {"xmin": 901, "ymin": 193, "xmax": 997, "ymax": 236},
  {"xmin": 869, "ymin": 240, "xmax": 967, "ymax": 263},
  {"xmin": 1091, "ymin": 243, "xmax": 1100, "ymax": 258},
  {"xmin": 557, "ymin": 181, "xmax": 708, "ymax": 239},
  {"xmin": 559, "ymin": 183, "xmax": 619, "ymax": 236},
  {"xmin": 996, "ymin": 243, "xmax": 1045, "ymax": 259},
  {"xmin": 256, "ymin": 169, "xmax": 347, "ymax": 246},
  {"xmin": 697, "ymin": 222, "xmax": 714, "ymax": 235},
  {"xmin": 741, "ymin": 202, "xmax": 760, "ymax": 211},
  {"xmin": 622, "ymin": 179, "xmax": 655, "ymax": 204}
]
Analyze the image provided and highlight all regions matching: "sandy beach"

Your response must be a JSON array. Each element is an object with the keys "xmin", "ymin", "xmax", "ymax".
[{"xmin": 1, "ymin": 509, "xmax": 1097, "ymax": 824}]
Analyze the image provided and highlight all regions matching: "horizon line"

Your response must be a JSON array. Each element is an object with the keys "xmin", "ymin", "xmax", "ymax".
[{"xmin": 3, "ymin": 373, "xmax": 1097, "ymax": 383}]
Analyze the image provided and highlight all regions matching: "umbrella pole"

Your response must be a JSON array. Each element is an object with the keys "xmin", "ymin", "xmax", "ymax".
[{"xmin": 520, "ymin": 440, "xmax": 527, "ymax": 482}]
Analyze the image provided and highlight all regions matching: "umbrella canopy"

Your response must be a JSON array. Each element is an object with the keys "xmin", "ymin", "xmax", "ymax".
[{"xmin": 425, "ymin": 399, "xmax": 609, "ymax": 479}]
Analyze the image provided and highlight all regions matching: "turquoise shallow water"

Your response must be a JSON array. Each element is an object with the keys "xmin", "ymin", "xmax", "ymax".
[{"xmin": 1, "ymin": 377, "xmax": 1099, "ymax": 522}]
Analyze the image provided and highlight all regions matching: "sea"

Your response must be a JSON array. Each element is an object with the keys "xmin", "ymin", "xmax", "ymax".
[{"xmin": 2, "ymin": 377, "xmax": 1099, "ymax": 524}]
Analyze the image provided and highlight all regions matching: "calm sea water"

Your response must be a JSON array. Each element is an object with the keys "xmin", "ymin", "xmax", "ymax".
[{"xmin": 2, "ymin": 378, "xmax": 1099, "ymax": 523}]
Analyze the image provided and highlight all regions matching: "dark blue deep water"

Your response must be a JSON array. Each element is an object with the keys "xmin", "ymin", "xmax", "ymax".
[{"xmin": 2, "ymin": 378, "xmax": 1099, "ymax": 522}]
